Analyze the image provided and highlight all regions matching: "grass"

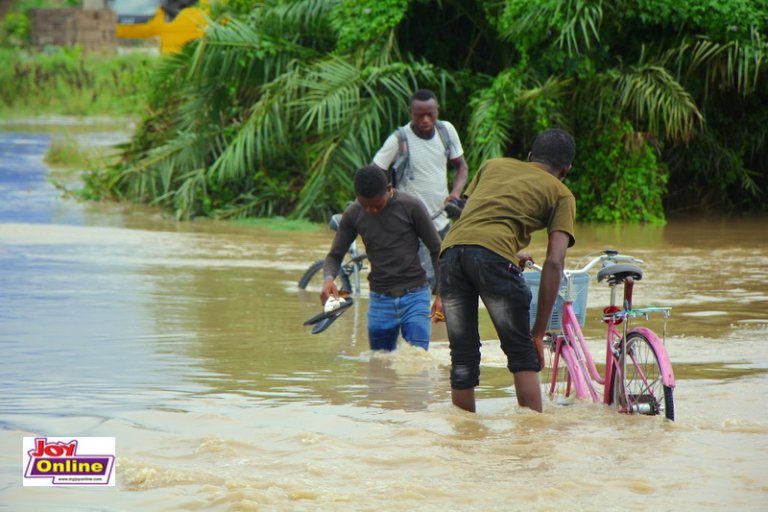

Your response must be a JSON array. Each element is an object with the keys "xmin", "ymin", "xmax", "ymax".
[
  {"xmin": 0, "ymin": 47, "xmax": 156, "ymax": 119},
  {"xmin": 232, "ymin": 217, "xmax": 322, "ymax": 232},
  {"xmin": 44, "ymin": 137, "xmax": 97, "ymax": 167},
  {"xmin": 43, "ymin": 135, "xmax": 124, "ymax": 194}
]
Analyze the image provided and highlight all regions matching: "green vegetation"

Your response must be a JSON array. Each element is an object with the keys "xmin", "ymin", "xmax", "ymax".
[
  {"xmin": 0, "ymin": 10, "xmax": 30, "ymax": 47},
  {"xmin": 44, "ymin": 135, "xmax": 121, "ymax": 169},
  {"xmin": 43, "ymin": 135, "xmax": 123, "ymax": 196},
  {"xmin": 232, "ymin": 217, "xmax": 321, "ymax": 232},
  {"xmin": 44, "ymin": 136, "xmax": 96, "ymax": 167},
  {"xmin": 7, "ymin": 0, "xmax": 767, "ymax": 223},
  {"xmin": 568, "ymin": 120, "xmax": 668, "ymax": 224},
  {"xmin": 0, "ymin": 47, "xmax": 157, "ymax": 117}
]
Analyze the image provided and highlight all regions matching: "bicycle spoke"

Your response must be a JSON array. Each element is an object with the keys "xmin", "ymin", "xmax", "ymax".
[
  {"xmin": 627, "ymin": 350, "xmax": 659, "ymax": 398},
  {"xmin": 614, "ymin": 333, "xmax": 674, "ymax": 419}
]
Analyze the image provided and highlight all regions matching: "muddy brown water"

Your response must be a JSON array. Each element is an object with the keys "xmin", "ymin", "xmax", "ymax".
[{"xmin": 1, "ymin": 131, "xmax": 766, "ymax": 511}]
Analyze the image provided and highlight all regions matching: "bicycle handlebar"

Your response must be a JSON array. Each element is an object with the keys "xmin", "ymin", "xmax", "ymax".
[{"xmin": 524, "ymin": 250, "xmax": 643, "ymax": 275}]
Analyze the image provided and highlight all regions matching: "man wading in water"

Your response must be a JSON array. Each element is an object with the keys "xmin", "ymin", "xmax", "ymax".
[
  {"xmin": 435, "ymin": 128, "xmax": 577, "ymax": 413},
  {"xmin": 321, "ymin": 165, "xmax": 442, "ymax": 351}
]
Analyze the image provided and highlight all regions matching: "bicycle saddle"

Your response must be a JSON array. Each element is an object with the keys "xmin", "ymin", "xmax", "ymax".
[{"xmin": 597, "ymin": 264, "xmax": 643, "ymax": 285}]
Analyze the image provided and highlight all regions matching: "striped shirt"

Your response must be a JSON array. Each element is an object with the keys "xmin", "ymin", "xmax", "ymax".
[{"xmin": 372, "ymin": 121, "xmax": 464, "ymax": 232}]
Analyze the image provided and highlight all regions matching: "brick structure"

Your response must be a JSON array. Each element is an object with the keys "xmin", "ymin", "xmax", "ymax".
[{"xmin": 29, "ymin": 8, "xmax": 117, "ymax": 54}]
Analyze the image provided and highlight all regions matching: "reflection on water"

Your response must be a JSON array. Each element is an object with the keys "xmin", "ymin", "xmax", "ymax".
[
  {"xmin": 675, "ymin": 362, "xmax": 768, "ymax": 380},
  {"xmin": 1, "ymin": 131, "xmax": 767, "ymax": 511}
]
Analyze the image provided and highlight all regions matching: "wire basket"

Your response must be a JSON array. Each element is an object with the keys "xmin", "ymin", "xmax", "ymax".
[{"xmin": 523, "ymin": 271, "xmax": 590, "ymax": 330}]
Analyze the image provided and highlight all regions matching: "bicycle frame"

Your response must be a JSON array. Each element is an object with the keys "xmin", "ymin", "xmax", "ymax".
[
  {"xmin": 552, "ymin": 300, "xmax": 675, "ymax": 410},
  {"xmin": 535, "ymin": 251, "xmax": 676, "ymax": 417},
  {"xmin": 328, "ymin": 213, "xmax": 366, "ymax": 296},
  {"xmin": 346, "ymin": 239, "xmax": 363, "ymax": 295}
]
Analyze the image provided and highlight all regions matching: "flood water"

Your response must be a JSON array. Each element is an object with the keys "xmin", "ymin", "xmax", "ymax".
[{"xmin": 1, "ymin": 130, "xmax": 767, "ymax": 511}]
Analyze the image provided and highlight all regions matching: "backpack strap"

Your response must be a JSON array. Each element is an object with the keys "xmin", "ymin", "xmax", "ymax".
[
  {"xmin": 391, "ymin": 127, "xmax": 409, "ymax": 187},
  {"xmin": 435, "ymin": 120, "xmax": 454, "ymax": 160},
  {"xmin": 391, "ymin": 122, "xmax": 453, "ymax": 188}
]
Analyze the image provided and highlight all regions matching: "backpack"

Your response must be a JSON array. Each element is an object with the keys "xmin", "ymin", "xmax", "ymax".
[{"xmin": 390, "ymin": 120, "xmax": 454, "ymax": 188}]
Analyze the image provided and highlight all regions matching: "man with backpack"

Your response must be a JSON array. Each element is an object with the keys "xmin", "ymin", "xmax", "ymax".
[{"xmin": 372, "ymin": 89, "xmax": 469, "ymax": 286}]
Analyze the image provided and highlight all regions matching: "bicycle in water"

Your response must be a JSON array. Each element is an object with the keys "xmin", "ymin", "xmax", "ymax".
[
  {"xmin": 524, "ymin": 249, "xmax": 675, "ymax": 420},
  {"xmin": 297, "ymin": 213, "xmax": 368, "ymax": 295},
  {"xmin": 298, "ymin": 200, "xmax": 464, "ymax": 296}
]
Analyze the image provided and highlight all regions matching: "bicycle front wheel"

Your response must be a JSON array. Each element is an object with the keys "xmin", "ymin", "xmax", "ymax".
[
  {"xmin": 612, "ymin": 332, "xmax": 675, "ymax": 420},
  {"xmin": 297, "ymin": 259, "xmax": 352, "ymax": 294}
]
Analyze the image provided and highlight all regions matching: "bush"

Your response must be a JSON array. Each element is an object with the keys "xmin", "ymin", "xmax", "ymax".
[
  {"xmin": 570, "ymin": 120, "xmax": 668, "ymax": 224},
  {"xmin": 0, "ymin": 11, "xmax": 30, "ymax": 47}
]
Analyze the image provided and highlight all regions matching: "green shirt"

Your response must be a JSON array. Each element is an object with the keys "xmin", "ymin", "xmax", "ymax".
[{"xmin": 441, "ymin": 158, "xmax": 575, "ymax": 261}]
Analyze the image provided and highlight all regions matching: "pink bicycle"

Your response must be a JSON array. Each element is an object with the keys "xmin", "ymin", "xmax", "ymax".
[{"xmin": 525, "ymin": 250, "xmax": 675, "ymax": 420}]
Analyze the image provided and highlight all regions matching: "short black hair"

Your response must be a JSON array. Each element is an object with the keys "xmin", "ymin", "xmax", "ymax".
[
  {"xmin": 354, "ymin": 165, "xmax": 388, "ymax": 198},
  {"xmin": 409, "ymin": 89, "xmax": 438, "ymax": 106},
  {"xmin": 530, "ymin": 128, "xmax": 576, "ymax": 170}
]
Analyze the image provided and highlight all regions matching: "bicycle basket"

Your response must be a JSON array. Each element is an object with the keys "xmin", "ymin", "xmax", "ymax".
[{"xmin": 523, "ymin": 271, "xmax": 590, "ymax": 330}]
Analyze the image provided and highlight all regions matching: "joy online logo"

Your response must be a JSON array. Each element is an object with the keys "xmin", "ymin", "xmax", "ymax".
[{"xmin": 23, "ymin": 437, "xmax": 116, "ymax": 486}]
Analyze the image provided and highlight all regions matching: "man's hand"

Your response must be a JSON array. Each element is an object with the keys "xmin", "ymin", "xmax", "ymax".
[
  {"xmin": 430, "ymin": 294, "xmax": 445, "ymax": 323},
  {"xmin": 444, "ymin": 192, "xmax": 462, "ymax": 204},
  {"xmin": 532, "ymin": 333, "xmax": 546, "ymax": 370},
  {"xmin": 320, "ymin": 277, "xmax": 340, "ymax": 305},
  {"xmin": 516, "ymin": 252, "xmax": 533, "ymax": 270}
]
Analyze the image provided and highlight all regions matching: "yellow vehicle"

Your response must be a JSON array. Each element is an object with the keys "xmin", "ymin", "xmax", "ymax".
[{"xmin": 112, "ymin": 0, "xmax": 208, "ymax": 54}]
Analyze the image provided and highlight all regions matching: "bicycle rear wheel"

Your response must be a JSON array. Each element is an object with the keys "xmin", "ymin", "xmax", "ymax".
[
  {"xmin": 612, "ymin": 332, "xmax": 674, "ymax": 420},
  {"xmin": 542, "ymin": 339, "xmax": 584, "ymax": 405},
  {"xmin": 297, "ymin": 259, "xmax": 352, "ymax": 294}
]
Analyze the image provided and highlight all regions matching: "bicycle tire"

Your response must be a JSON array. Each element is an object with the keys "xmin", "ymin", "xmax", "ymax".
[
  {"xmin": 611, "ymin": 332, "xmax": 675, "ymax": 421},
  {"xmin": 297, "ymin": 259, "xmax": 352, "ymax": 294},
  {"xmin": 542, "ymin": 340, "xmax": 584, "ymax": 405}
]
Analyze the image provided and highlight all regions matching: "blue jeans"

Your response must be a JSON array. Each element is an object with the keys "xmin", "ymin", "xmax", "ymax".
[{"xmin": 368, "ymin": 285, "xmax": 431, "ymax": 351}]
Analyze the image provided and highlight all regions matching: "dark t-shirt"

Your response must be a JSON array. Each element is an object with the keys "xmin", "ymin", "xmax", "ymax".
[
  {"xmin": 323, "ymin": 191, "xmax": 442, "ymax": 293},
  {"xmin": 442, "ymin": 158, "xmax": 576, "ymax": 261}
]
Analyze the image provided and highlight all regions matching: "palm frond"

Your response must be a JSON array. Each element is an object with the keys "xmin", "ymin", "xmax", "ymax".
[
  {"xmin": 207, "ymin": 80, "xmax": 296, "ymax": 184},
  {"xmin": 467, "ymin": 91, "xmax": 512, "ymax": 166},
  {"xmin": 292, "ymin": 57, "xmax": 362, "ymax": 134},
  {"xmin": 254, "ymin": 0, "xmax": 340, "ymax": 37},
  {"xmin": 293, "ymin": 99, "xmax": 383, "ymax": 218},
  {"xmin": 660, "ymin": 36, "xmax": 765, "ymax": 96},
  {"xmin": 199, "ymin": 20, "xmax": 319, "ymax": 74},
  {"xmin": 614, "ymin": 64, "xmax": 703, "ymax": 142},
  {"xmin": 172, "ymin": 167, "xmax": 208, "ymax": 219},
  {"xmin": 500, "ymin": 0, "xmax": 603, "ymax": 55},
  {"xmin": 466, "ymin": 71, "xmax": 567, "ymax": 166},
  {"xmin": 725, "ymin": 28, "xmax": 764, "ymax": 94},
  {"xmin": 553, "ymin": 0, "xmax": 603, "ymax": 55},
  {"xmin": 110, "ymin": 131, "xmax": 200, "ymax": 190},
  {"xmin": 517, "ymin": 75, "xmax": 569, "ymax": 104}
]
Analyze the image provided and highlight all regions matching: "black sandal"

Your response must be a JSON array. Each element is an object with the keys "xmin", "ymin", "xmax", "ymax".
[{"xmin": 303, "ymin": 298, "xmax": 354, "ymax": 334}]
